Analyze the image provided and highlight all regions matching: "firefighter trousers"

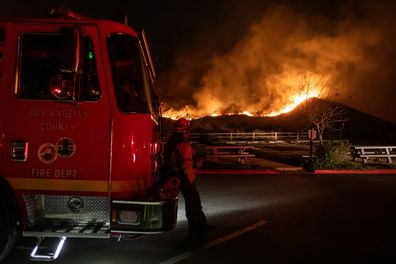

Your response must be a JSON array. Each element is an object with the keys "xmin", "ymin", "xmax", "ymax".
[{"xmin": 179, "ymin": 175, "xmax": 208, "ymax": 236}]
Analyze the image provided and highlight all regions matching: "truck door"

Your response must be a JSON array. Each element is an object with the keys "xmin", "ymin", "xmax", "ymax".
[{"xmin": 3, "ymin": 23, "xmax": 111, "ymax": 194}]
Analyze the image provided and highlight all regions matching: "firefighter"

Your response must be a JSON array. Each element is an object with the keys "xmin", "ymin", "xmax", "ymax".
[{"xmin": 163, "ymin": 118, "xmax": 211, "ymax": 239}]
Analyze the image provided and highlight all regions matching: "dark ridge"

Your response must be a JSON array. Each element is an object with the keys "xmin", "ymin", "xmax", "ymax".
[{"xmin": 162, "ymin": 98, "xmax": 396, "ymax": 144}]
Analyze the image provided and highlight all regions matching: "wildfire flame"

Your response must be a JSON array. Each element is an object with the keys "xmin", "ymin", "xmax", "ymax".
[
  {"xmin": 266, "ymin": 88, "xmax": 321, "ymax": 117},
  {"xmin": 162, "ymin": 76, "xmax": 323, "ymax": 120},
  {"xmin": 162, "ymin": 97, "xmax": 316, "ymax": 120}
]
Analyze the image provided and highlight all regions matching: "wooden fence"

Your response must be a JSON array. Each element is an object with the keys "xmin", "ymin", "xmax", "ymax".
[{"xmin": 163, "ymin": 131, "xmax": 313, "ymax": 143}]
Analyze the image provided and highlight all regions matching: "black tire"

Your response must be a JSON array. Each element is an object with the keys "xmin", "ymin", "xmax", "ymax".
[{"xmin": 0, "ymin": 181, "xmax": 19, "ymax": 262}]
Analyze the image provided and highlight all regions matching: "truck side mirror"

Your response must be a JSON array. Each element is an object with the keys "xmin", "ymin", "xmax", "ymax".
[
  {"xmin": 59, "ymin": 27, "xmax": 81, "ymax": 73},
  {"xmin": 49, "ymin": 74, "xmax": 73, "ymax": 100}
]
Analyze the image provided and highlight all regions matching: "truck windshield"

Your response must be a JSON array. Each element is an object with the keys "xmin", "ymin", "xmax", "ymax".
[{"xmin": 107, "ymin": 34, "xmax": 149, "ymax": 113}]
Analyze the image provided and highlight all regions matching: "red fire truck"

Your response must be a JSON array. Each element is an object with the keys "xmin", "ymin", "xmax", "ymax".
[{"xmin": 0, "ymin": 7, "xmax": 178, "ymax": 261}]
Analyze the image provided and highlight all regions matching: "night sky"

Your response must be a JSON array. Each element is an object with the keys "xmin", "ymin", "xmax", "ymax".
[{"xmin": 2, "ymin": 0, "xmax": 396, "ymax": 122}]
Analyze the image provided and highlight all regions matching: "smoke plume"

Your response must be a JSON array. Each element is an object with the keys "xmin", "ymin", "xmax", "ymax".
[{"xmin": 161, "ymin": 1, "xmax": 396, "ymax": 122}]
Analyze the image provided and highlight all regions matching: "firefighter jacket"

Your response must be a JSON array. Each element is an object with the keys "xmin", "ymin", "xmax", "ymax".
[{"xmin": 171, "ymin": 141, "xmax": 196, "ymax": 184}]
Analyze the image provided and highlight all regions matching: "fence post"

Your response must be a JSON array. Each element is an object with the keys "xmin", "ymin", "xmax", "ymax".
[
  {"xmin": 230, "ymin": 133, "xmax": 233, "ymax": 141},
  {"xmin": 275, "ymin": 132, "xmax": 278, "ymax": 142}
]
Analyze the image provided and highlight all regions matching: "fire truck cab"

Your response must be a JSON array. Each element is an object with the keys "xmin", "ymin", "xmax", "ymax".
[{"xmin": 0, "ymin": 7, "xmax": 178, "ymax": 261}]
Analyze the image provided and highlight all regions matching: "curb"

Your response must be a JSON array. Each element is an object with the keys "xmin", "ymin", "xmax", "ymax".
[
  {"xmin": 275, "ymin": 167, "xmax": 304, "ymax": 172},
  {"xmin": 315, "ymin": 169, "xmax": 396, "ymax": 174},
  {"xmin": 197, "ymin": 168, "xmax": 396, "ymax": 175},
  {"xmin": 197, "ymin": 169, "xmax": 280, "ymax": 175}
]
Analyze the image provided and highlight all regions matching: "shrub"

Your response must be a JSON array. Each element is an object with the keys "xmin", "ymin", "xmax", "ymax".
[{"xmin": 304, "ymin": 141, "xmax": 351, "ymax": 171}]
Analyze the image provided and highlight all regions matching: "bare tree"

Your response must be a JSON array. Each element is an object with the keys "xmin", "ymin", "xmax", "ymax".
[{"xmin": 299, "ymin": 75, "xmax": 347, "ymax": 146}]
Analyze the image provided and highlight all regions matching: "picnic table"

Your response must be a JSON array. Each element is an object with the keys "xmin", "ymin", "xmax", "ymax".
[
  {"xmin": 205, "ymin": 145, "xmax": 255, "ymax": 164},
  {"xmin": 351, "ymin": 145, "xmax": 396, "ymax": 163}
]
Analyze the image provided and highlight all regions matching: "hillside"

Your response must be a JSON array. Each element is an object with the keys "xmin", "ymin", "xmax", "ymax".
[{"xmin": 162, "ymin": 98, "xmax": 396, "ymax": 143}]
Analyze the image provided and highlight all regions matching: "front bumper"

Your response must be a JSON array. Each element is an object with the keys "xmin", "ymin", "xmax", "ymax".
[{"xmin": 22, "ymin": 194, "xmax": 178, "ymax": 238}]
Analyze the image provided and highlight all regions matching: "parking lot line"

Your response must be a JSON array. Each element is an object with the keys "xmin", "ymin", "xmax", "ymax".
[{"xmin": 159, "ymin": 219, "xmax": 268, "ymax": 264}]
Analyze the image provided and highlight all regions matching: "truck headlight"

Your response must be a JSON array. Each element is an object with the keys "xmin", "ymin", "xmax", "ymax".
[{"xmin": 117, "ymin": 210, "xmax": 140, "ymax": 225}]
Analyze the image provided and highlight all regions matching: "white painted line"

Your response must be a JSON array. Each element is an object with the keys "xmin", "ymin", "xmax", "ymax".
[
  {"xmin": 160, "ymin": 252, "xmax": 193, "ymax": 264},
  {"xmin": 201, "ymin": 220, "xmax": 267, "ymax": 250},
  {"xmin": 159, "ymin": 219, "xmax": 268, "ymax": 264}
]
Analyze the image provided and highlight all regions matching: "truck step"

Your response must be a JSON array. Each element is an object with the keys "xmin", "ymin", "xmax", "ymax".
[
  {"xmin": 23, "ymin": 221, "xmax": 110, "ymax": 238},
  {"xmin": 30, "ymin": 237, "xmax": 66, "ymax": 261}
]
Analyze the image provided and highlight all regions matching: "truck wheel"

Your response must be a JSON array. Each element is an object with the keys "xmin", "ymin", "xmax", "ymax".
[{"xmin": 0, "ymin": 183, "xmax": 19, "ymax": 262}]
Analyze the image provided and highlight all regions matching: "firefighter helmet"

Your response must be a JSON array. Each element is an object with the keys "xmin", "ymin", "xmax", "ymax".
[{"xmin": 174, "ymin": 118, "xmax": 190, "ymax": 132}]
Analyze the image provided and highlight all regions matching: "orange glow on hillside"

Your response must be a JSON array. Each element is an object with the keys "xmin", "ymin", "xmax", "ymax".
[
  {"xmin": 266, "ymin": 89, "xmax": 321, "ymax": 117},
  {"xmin": 162, "ymin": 92, "xmax": 321, "ymax": 120},
  {"xmin": 162, "ymin": 75, "xmax": 323, "ymax": 120}
]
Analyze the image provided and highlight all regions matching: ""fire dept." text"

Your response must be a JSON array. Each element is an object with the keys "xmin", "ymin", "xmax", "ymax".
[{"xmin": 31, "ymin": 168, "xmax": 79, "ymax": 178}]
